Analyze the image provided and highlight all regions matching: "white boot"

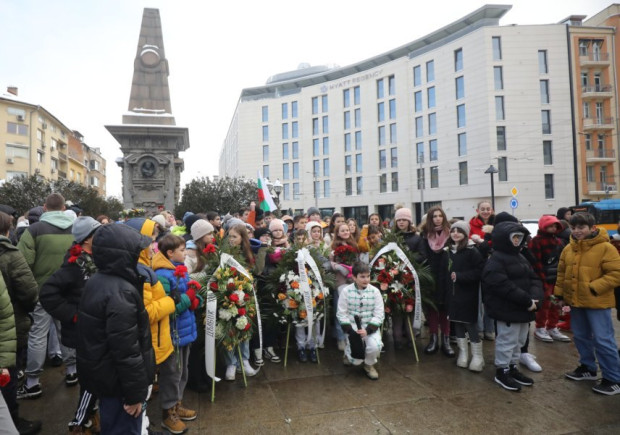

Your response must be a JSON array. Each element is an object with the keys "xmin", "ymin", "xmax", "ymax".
[
  {"xmin": 456, "ymin": 338, "xmax": 468, "ymax": 368},
  {"xmin": 242, "ymin": 359, "xmax": 257, "ymax": 377},
  {"xmin": 469, "ymin": 341, "xmax": 485, "ymax": 372}
]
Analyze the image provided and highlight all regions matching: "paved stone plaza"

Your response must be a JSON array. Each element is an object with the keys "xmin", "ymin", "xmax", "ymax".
[{"xmin": 21, "ymin": 322, "xmax": 620, "ymax": 434}]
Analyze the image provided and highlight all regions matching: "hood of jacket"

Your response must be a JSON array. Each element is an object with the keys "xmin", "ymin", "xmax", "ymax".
[
  {"xmin": 123, "ymin": 218, "xmax": 156, "ymax": 266},
  {"xmin": 492, "ymin": 221, "xmax": 530, "ymax": 255},
  {"xmin": 39, "ymin": 211, "xmax": 74, "ymax": 230},
  {"xmin": 569, "ymin": 227, "xmax": 610, "ymax": 249},
  {"xmin": 0, "ymin": 235, "xmax": 17, "ymax": 253},
  {"xmin": 92, "ymin": 224, "xmax": 151, "ymax": 282},
  {"xmin": 152, "ymin": 250, "xmax": 174, "ymax": 271}
]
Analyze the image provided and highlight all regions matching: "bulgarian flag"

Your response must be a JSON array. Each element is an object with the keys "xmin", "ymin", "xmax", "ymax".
[{"xmin": 257, "ymin": 171, "xmax": 277, "ymax": 212}]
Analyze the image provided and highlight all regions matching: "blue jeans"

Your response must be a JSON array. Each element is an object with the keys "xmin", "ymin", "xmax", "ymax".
[
  {"xmin": 99, "ymin": 396, "xmax": 142, "ymax": 435},
  {"xmin": 223, "ymin": 341, "xmax": 249, "ymax": 368},
  {"xmin": 571, "ymin": 307, "xmax": 620, "ymax": 383}
]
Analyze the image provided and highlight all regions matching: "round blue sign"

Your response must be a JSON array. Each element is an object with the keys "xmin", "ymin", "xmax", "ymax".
[{"xmin": 510, "ymin": 198, "xmax": 518, "ymax": 209}]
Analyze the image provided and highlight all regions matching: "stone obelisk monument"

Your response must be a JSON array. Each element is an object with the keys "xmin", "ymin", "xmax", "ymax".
[{"xmin": 106, "ymin": 8, "xmax": 189, "ymax": 213}]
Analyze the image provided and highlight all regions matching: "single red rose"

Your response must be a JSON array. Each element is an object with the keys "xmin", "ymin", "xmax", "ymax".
[
  {"xmin": 238, "ymin": 307, "xmax": 246, "ymax": 316},
  {"xmin": 229, "ymin": 293, "xmax": 240, "ymax": 303},
  {"xmin": 203, "ymin": 244, "xmax": 217, "ymax": 254},
  {"xmin": 209, "ymin": 281, "xmax": 219, "ymax": 291}
]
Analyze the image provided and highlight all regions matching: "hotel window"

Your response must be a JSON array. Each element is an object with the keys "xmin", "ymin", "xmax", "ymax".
[
  {"xmin": 291, "ymin": 101, "xmax": 298, "ymax": 118},
  {"xmin": 262, "ymin": 126, "xmax": 269, "ymax": 142},
  {"xmin": 354, "ymin": 108, "xmax": 361, "ymax": 128},
  {"xmin": 581, "ymin": 72, "xmax": 588, "ymax": 87},
  {"xmin": 540, "ymin": 80, "xmax": 550, "ymax": 104},
  {"xmin": 263, "ymin": 145, "xmax": 269, "ymax": 161},
  {"xmin": 321, "ymin": 95, "xmax": 328, "ymax": 112},
  {"xmin": 494, "ymin": 67, "xmax": 503, "ymax": 91},
  {"xmin": 282, "ymin": 163, "xmax": 290, "ymax": 180},
  {"xmin": 322, "ymin": 116, "xmax": 328, "ymax": 134},
  {"xmin": 413, "ymin": 66, "xmax": 422, "ymax": 87},
  {"xmin": 457, "ymin": 104, "xmax": 466, "ymax": 128},
  {"xmin": 262, "ymin": 106, "xmax": 268, "ymax": 122},
  {"xmin": 426, "ymin": 60, "xmax": 435, "ymax": 82},
  {"xmin": 344, "ymin": 111, "xmax": 351, "ymax": 129},
  {"xmin": 344, "ymin": 133, "xmax": 351, "ymax": 151},
  {"xmin": 458, "ymin": 133, "xmax": 467, "ymax": 156},
  {"xmin": 345, "ymin": 178, "xmax": 353, "ymax": 196},
  {"xmin": 292, "ymin": 141, "xmax": 299, "ymax": 158},
  {"xmin": 544, "ymin": 174, "xmax": 554, "ymax": 199},
  {"xmin": 379, "ymin": 149, "xmax": 386, "ymax": 169},
  {"xmin": 586, "ymin": 166, "xmax": 595, "ymax": 182},
  {"xmin": 377, "ymin": 79, "xmax": 384, "ymax": 99},
  {"xmin": 313, "ymin": 139, "xmax": 319, "ymax": 156},
  {"xmin": 429, "ymin": 139, "xmax": 438, "ymax": 161},
  {"xmin": 417, "ymin": 168, "xmax": 425, "ymax": 189},
  {"xmin": 584, "ymin": 133, "xmax": 591, "ymax": 150},
  {"xmin": 454, "ymin": 48, "xmax": 463, "ymax": 72},
  {"xmin": 492, "ymin": 37, "xmax": 502, "ymax": 60},
  {"xmin": 354, "ymin": 86, "xmax": 361, "ymax": 105},
  {"xmin": 282, "ymin": 103, "xmax": 288, "ymax": 120},
  {"xmin": 416, "ymin": 142, "xmax": 424, "ymax": 163},
  {"xmin": 343, "ymin": 89, "xmax": 351, "ymax": 108},
  {"xmin": 345, "ymin": 155, "xmax": 352, "ymax": 174},
  {"xmin": 313, "ymin": 160, "xmax": 320, "ymax": 177},
  {"xmin": 389, "ymin": 124, "xmax": 397, "ymax": 144},
  {"xmin": 455, "ymin": 76, "xmax": 465, "ymax": 100},
  {"xmin": 312, "ymin": 97, "xmax": 319, "ymax": 114},
  {"xmin": 263, "ymin": 165, "xmax": 270, "ymax": 179},
  {"xmin": 323, "ymin": 158, "xmax": 330, "ymax": 176},
  {"xmin": 538, "ymin": 50, "xmax": 548, "ymax": 74},
  {"xmin": 415, "ymin": 116, "xmax": 423, "ymax": 137},
  {"xmin": 378, "ymin": 102, "xmax": 385, "ymax": 122},
  {"xmin": 378, "ymin": 126, "xmax": 386, "ymax": 146},
  {"xmin": 282, "ymin": 123, "xmax": 289, "ymax": 139},
  {"xmin": 356, "ymin": 177, "xmax": 363, "ymax": 195},
  {"xmin": 292, "ymin": 121, "xmax": 298, "ymax": 138},
  {"xmin": 427, "ymin": 87, "xmax": 436, "ymax": 108},
  {"xmin": 322, "ymin": 137, "xmax": 329, "ymax": 154},
  {"xmin": 459, "ymin": 161, "xmax": 468, "ymax": 185},
  {"xmin": 391, "ymin": 148, "xmax": 398, "ymax": 168},
  {"xmin": 497, "ymin": 126, "xmax": 506, "ymax": 151},
  {"xmin": 293, "ymin": 162, "xmax": 299, "ymax": 179},
  {"xmin": 543, "ymin": 140, "xmax": 553, "ymax": 165},
  {"xmin": 283, "ymin": 184, "xmax": 290, "ymax": 200},
  {"xmin": 388, "ymin": 75, "xmax": 396, "ymax": 95},
  {"xmin": 391, "ymin": 172, "xmax": 399, "ymax": 192},
  {"xmin": 415, "ymin": 91, "xmax": 422, "ymax": 112},
  {"xmin": 323, "ymin": 180, "xmax": 330, "ymax": 198},
  {"xmin": 379, "ymin": 174, "xmax": 387, "ymax": 193},
  {"xmin": 542, "ymin": 110, "xmax": 551, "ymax": 134},
  {"xmin": 312, "ymin": 118, "xmax": 319, "ymax": 135},
  {"xmin": 498, "ymin": 157, "xmax": 508, "ymax": 181},
  {"xmin": 355, "ymin": 131, "xmax": 362, "ymax": 150},
  {"xmin": 355, "ymin": 154, "xmax": 363, "ymax": 172},
  {"xmin": 495, "ymin": 96, "xmax": 505, "ymax": 121},
  {"xmin": 389, "ymin": 99, "xmax": 396, "ymax": 120},
  {"xmin": 428, "ymin": 113, "xmax": 437, "ymax": 135},
  {"xmin": 430, "ymin": 166, "xmax": 439, "ymax": 188}
]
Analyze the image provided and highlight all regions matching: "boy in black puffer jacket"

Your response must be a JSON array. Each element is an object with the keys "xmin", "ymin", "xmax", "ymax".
[{"xmin": 482, "ymin": 221, "xmax": 543, "ymax": 392}]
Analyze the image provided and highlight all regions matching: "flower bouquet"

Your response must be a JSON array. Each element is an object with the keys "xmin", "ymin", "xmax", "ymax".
[
  {"xmin": 119, "ymin": 208, "xmax": 146, "ymax": 219},
  {"xmin": 372, "ymin": 251, "xmax": 418, "ymax": 315},
  {"xmin": 332, "ymin": 244, "xmax": 358, "ymax": 278}
]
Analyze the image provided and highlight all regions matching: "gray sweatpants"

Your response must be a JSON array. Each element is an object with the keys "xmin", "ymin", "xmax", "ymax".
[{"xmin": 494, "ymin": 321, "xmax": 529, "ymax": 368}]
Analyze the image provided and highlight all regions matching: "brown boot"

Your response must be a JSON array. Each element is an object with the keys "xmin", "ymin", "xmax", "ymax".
[
  {"xmin": 89, "ymin": 410, "xmax": 100, "ymax": 434},
  {"xmin": 176, "ymin": 401, "xmax": 197, "ymax": 421},
  {"xmin": 68, "ymin": 425, "xmax": 92, "ymax": 434},
  {"xmin": 161, "ymin": 406, "xmax": 187, "ymax": 434}
]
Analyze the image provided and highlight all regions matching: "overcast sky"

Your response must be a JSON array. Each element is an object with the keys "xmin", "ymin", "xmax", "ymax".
[{"xmin": 0, "ymin": 0, "xmax": 612, "ymax": 198}]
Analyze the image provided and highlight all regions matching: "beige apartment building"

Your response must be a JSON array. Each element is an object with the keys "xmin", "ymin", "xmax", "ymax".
[
  {"xmin": 220, "ymin": 4, "xmax": 620, "ymax": 223},
  {"xmin": 1, "ymin": 87, "xmax": 106, "ymax": 196}
]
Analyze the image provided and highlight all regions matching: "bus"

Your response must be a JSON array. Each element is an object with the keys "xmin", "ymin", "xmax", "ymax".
[{"xmin": 572, "ymin": 199, "xmax": 620, "ymax": 236}]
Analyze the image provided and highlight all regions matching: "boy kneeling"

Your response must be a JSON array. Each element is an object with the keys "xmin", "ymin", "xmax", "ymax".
[{"xmin": 337, "ymin": 262, "xmax": 384, "ymax": 380}]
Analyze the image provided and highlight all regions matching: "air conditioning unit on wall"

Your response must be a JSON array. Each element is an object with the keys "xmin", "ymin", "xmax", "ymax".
[
  {"xmin": 17, "ymin": 115, "xmax": 25, "ymax": 122},
  {"xmin": 6, "ymin": 158, "xmax": 14, "ymax": 164}
]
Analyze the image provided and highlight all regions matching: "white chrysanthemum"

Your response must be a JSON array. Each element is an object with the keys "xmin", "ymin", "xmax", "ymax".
[
  {"xmin": 215, "ymin": 322, "xmax": 226, "ymax": 339},
  {"xmin": 218, "ymin": 308, "xmax": 232, "ymax": 321},
  {"xmin": 235, "ymin": 316, "xmax": 248, "ymax": 330},
  {"xmin": 279, "ymin": 274, "xmax": 286, "ymax": 282}
]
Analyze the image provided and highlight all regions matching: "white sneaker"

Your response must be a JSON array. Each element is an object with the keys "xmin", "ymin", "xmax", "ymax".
[
  {"xmin": 253, "ymin": 348, "xmax": 264, "ymax": 366},
  {"xmin": 242, "ymin": 359, "xmax": 257, "ymax": 377},
  {"xmin": 519, "ymin": 353, "xmax": 542, "ymax": 372},
  {"xmin": 337, "ymin": 340, "xmax": 346, "ymax": 351},
  {"xmin": 225, "ymin": 365, "xmax": 236, "ymax": 381},
  {"xmin": 547, "ymin": 327, "xmax": 571, "ymax": 342},
  {"xmin": 534, "ymin": 327, "xmax": 553, "ymax": 343}
]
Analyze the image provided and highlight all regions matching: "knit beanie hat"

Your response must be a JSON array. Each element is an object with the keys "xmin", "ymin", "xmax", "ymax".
[
  {"xmin": 394, "ymin": 207, "xmax": 413, "ymax": 223},
  {"xmin": 269, "ymin": 219, "xmax": 285, "ymax": 233},
  {"xmin": 27, "ymin": 206, "xmax": 44, "ymax": 224},
  {"xmin": 254, "ymin": 227, "xmax": 272, "ymax": 240},
  {"xmin": 305, "ymin": 221, "xmax": 322, "ymax": 233},
  {"xmin": 556, "ymin": 207, "xmax": 570, "ymax": 220},
  {"xmin": 182, "ymin": 211, "xmax": 194, "ymax": 223},
  {"xmin": 224, "ymin": 217, "xmax": 244, "ymax": 231},
  {"xmin": 494, "ymin": 211, "xmax": 518, "ymax": 225},
  {"xmin": 450, "ymin": 220, "xmax": 470, "ymax": 237},
  {"xmin": 538, "ymin": 215, "xmax": 561, "ymax": 231},
  {"xmin": 72, "ymin": 216, "xmax": 102, "ymax": 243},
  {"xmin": 191, "ymin": 219, "xmax": 214, "ymax": 241},
  {"xmin": 184, "ymin": 214, "xmax": 201, "ymax": 232},
  {"xmin": 151, "ymin": 214, "xmax": 166, "ymax": 229},
  {"xmin": 307, "ymin": 207, "xmax": 321, "ymax": 217}
]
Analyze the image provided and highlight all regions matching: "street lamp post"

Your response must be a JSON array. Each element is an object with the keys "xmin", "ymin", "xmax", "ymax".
[
  {"xmin": 307, "ymin": 171, "xmax": 318, "ymax": 209},
  {"xmin": 272, "ymin": 178, "xmax": 283, "ymax": 216},
  {"xmin": 484, "ymin": 164, "xmax": 499, "ymax": 210}
]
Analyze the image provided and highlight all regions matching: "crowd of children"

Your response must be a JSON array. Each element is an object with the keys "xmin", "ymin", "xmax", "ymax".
[{"xmin": 1, "ymin": 195, "xmax": 620, "ymax": 435}]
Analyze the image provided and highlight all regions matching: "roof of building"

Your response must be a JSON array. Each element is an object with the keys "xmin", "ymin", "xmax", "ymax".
[{"xmin": 0, "ymin": 90, "xmax": 73, "ymax": 133}]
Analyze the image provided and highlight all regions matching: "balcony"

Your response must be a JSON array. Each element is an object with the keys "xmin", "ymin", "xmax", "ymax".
[
  {"xmin": 579, "ymin": 51, "xmax": 609, "ymax": 67},
  {"xmin": 583, "ymin": 117, "xmax": 615, "ymax": 131},
  {"xmin": 587, "ymin": 182, "xmax": 617, "ymax": 196},
  {"xmin": 582, "ymin": 85, "xmax": 613, "ymax": 99},
  {"xmin": 57, "ymin": 170, "xmax": 67, "ymax": 179},
  {"xmin": 58, "ymin": 152, "xmax": 67, "ymax": 161},
  {"xmin": 585, "ymin": 148, "xmax": 616, "ymax": 162}
]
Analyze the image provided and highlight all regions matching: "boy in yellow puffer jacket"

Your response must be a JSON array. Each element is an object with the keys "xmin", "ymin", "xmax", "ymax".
[{"xmin": 554, "ymin": 212, "xmax": 620, "ymax": 395}]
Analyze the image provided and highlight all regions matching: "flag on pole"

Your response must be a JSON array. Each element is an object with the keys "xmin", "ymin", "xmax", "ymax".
[{"xmin": 257, "ymin": 171, "xmax": 277, "ymax": 212}]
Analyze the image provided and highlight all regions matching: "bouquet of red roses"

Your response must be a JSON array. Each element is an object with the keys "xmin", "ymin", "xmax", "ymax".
[
  {"xmin": 333, "ymin": 244, "xmax": 358, "ymax": 265},
  {"xmin": 372, "ymin": 251, "xmax": 417, "ymax": 314}
]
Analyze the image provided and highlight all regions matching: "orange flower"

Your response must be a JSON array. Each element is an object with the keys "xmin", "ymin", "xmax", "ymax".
[
  {"xmin": 291, "ymin": 281, "xmax": 300, "ymax": 289},
  {"xmin": 277, "ymin": 293, "xmax": 287, "ymax": 301},
  {"xmin": 312, "ymin": 299, "xmax": 317, "ymax": 307},
  {"xmin": 316, "ymin": 293, "xmax": 324, "ymax": 300},
  {"xmin": 289, "ymin": 299, "xmax": 298, "ymax": 309},
  {"xmin": 299, "ymin": 310, "xmax": 307, "ymax": 319}
]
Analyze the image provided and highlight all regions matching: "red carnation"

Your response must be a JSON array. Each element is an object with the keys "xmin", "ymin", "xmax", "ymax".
[
  {"xmin": 229, "ymin": 293, "xmax": 240, "ymax": 303},
  {"xmin": 188, "ymin": 280, "xmax": 201, "ymax": 291},
  {"xmin": 238, "ymin": 307, "xmax": 246, "ymax": 316},
  {"xmin": 226, "ymin": 282, "xmax": 236, "ymax": 291},
  {"xmin": 68, "ymin": 256, "xmax": 78, "ymax": 264},
  {"xmin": 244, "ymin": 293, "xmax": 250, "ymax": 301},
  {"xmin": 243, "ymin": 323, "xmax": 251, "ymax": 331},
  {"xmin": 203, "ymin": 244, "xmax": 216, "ymax": 254},
  {"xmin": 209, "ymin": 281, "xmax": 219, "ymax": 291},
  {"xmin": 69, "ymin": 244, "xmax": 82, "ymax": 257},
  {"xmin": 230, "ymin": 267, "xmax": 238, "ymax": 276},
  {"xmin": 173, "ymin": 265, "xmax": 188, "ymax": 278}
]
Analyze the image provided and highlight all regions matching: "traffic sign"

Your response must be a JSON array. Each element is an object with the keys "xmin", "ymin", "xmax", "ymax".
[
  {"xmin": 510, "ymin": 198, "xmax": 518, "ymax": 209},
  {"xmin": 511, "ymin": 186, "xmax": 518, "ymax": 197}
]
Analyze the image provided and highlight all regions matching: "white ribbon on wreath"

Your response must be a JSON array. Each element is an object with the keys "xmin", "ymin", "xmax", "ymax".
[{"xmin": 295, "ymin": 248, "xmax": 329, "ymax": 345}]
